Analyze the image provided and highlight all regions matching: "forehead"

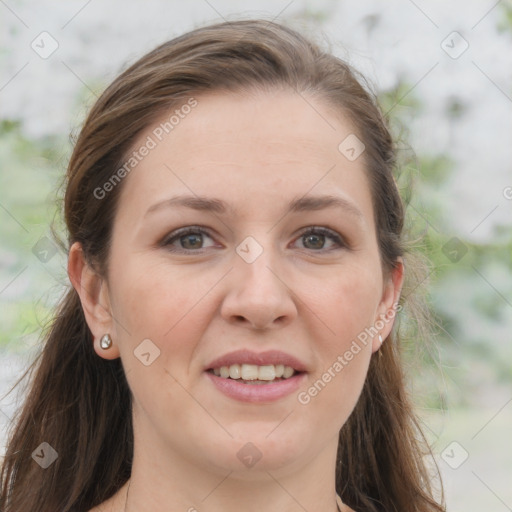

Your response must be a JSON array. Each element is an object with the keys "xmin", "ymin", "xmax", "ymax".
[{"xmin": 115, "ymin": 90, "xmax": 374, "ymax": 225}]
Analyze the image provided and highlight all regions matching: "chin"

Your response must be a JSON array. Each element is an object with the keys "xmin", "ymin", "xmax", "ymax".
[{"xmin": 198, "ymin": 428, "xmax": 310, "ymax": 475}]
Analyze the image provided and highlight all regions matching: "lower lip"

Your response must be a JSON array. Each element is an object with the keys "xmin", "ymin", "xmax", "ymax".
[{"xmin": 205, "ymin": 371, "xmax": 306, "ymax": 403}]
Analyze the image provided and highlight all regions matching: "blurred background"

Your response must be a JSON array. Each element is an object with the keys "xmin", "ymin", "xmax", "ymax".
[{"xmin": 1, "ymin": 0, "xmax": 511, "ymax": 510}]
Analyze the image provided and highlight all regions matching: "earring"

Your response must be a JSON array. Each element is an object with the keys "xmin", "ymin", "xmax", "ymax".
[
  {"xmin": 100, "ymin": 333, "xmax": 113, "ymax": 350},
  {"xmin": 378, "ymin": 334, "xmax": 383, "ymax": 345}
]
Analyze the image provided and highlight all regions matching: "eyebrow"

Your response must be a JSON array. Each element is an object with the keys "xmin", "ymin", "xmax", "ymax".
[{"xmin": 144, "ymin": 194, "xmax": 364, "ymax": 220}]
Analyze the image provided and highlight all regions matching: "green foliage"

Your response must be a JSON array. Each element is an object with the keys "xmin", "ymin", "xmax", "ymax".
[
  {"xmin": 0, "ymin": 120, "xmax": 70, "ymax": 350},
  {"xmin": 379, "ymin": 81, "xmax": 424, "ymax": 114},
  {"xmin": 497, "ymin": 1, "xmax": 512, "ymax": 33},
  {"xmin": 379, "ymin": 82, "xmax": 512, "ymax": 410}
]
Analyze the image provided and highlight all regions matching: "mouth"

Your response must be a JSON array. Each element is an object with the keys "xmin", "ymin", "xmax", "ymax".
[
  {"xmin": 204, "ymin": 349, "xmax": 308, "ymax": 402},
  {"xmin": 207, "ymin": 363, "xmax": 301, "ymax": 384}
]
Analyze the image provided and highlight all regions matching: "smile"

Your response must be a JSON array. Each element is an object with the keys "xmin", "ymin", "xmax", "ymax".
[
  {"xmin": 209, "ymin": 363, "xmax": 297, "ymax": 383},
  {"xmin": 205, "ymin": 366, "xmax": 306, "ymax": 403}
]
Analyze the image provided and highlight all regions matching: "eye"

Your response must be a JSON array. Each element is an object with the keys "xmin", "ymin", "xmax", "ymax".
[
  {"xmin": 293, "ymin": 227, "xmax": 346, "ymax": 251},
  {"xmin": 161, "ymin": 226, "xmax": 217, "ymax": 252},
  {"xmin": 160, "ymin": 225, "xmax": 347, "ymax": 254}
]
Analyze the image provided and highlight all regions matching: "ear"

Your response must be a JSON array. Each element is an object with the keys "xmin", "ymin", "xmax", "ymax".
[
  {"xmin": 67, "ymin": 241, "xmax": 120, "ymax": 360},
  {"xmin": 371, "ymin": 258, "xmax": 404, "ymax": 354}
]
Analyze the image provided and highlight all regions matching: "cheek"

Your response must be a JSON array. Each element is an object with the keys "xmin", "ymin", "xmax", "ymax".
[
  {"xmin": 110, "ymin": 260, "xmax": 214, "ymax": 340},
  {"xmin": 108, "ymin": 259, "xmax": 222, "ymax": 403},
  {"xmin": 304, "ymin": 260, "xmax": 382, "ymax": 347},
  {"xmin": 297, "ymin": 263, "xmax": 380, "ymax": 416},
  {"xmin": 110, "ymin": 261, "xmax": 212, "ymax": 426}
]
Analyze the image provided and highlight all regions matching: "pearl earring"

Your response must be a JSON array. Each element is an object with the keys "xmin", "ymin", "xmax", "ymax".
[
  {"xmin": 100, "ymin": 333, "xmax": 113, "ymax": 350},
  {"xmin": 378, "ymin": 334, "xmax": 383, "ymax": 345}
]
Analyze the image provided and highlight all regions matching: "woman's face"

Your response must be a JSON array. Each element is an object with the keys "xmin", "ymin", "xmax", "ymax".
[{"xmin": 76, "ymin": 89, "xmax": 402, "ymax": 478}]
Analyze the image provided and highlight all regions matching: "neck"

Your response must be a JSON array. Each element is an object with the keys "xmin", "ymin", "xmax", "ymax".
[
  {"xmin": 122, "ymin": 434, "xmax": 342, "ymax": 512},
  {"xmin": 124, "ymin": 480, "xmax": 343, "ymax": 512}
]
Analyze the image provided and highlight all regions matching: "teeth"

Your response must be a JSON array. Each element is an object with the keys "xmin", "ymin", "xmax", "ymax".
[
  {"xmin": 229, "ymin": 364, "xmax": 241, "ymax": 379},
  {"xmin": 241, "ymin": 364, "xmax": 260, "ymax": 380},
  {"xmin": 212, "ymin": 363, "xmax": 297, "ymax": 381},
  {"xmin": 283, "ymin": 366, "xmax": 294, "ymax": 378},
  {"xmin": 257, "ymin": 365, "xmax": 276, "ymax": 381}
]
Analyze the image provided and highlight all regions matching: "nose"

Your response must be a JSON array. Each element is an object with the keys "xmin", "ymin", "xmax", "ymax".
[{"xmin": 220, "ymin": 246, "xmax": 298, "ymax": 331}]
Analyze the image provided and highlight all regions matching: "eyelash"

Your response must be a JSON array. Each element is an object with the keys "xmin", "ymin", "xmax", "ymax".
[{"xmin": 160, "ymin": 225, "xmax": 347, "ymax": 254}]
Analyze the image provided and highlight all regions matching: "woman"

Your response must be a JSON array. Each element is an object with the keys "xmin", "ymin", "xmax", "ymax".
[{"xmin": 0, "ymin": 19, "xmax": 445, "ymax": 512}]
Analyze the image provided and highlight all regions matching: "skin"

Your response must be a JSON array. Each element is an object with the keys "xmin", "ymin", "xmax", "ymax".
[{"xmin": 69, "ymin": 89, "xmax": 403, "ymax": 512}]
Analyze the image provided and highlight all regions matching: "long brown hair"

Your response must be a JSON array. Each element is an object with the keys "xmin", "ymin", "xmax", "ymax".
[{"xmin": 0, "ymin": 19, "xmax": 444, "ymax": 512}]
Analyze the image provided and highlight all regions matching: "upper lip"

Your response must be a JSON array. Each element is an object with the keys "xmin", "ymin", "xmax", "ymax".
[{"xmin": 205, "ymin": 349, "xmax": 308, "ymax": 373}]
